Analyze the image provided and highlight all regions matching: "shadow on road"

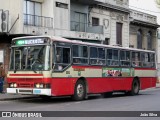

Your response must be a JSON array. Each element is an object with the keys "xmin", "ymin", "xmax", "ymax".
[{"xmin": 16, "ymin": 91, "xmax": 154, "ymax": 104}]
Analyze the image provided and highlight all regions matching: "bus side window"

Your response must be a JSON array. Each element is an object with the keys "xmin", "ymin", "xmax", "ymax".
[
  {"xmin": 120, "ymin": 50, "xmax": 130, "ymax": 66},
  {"xmin": 107, "ymin": 49, "xmax": 119, "ymax": 66},
  {"xmin": 132, "ymin": 52, "xmax": 140, "ymax": 67},
  {"xmin": 63, "ymin": 48, "xmax": 70, "ymax": 63},
  {"xmin": 150, "ymin": 53, "xmax": 155, "ymax": 68},
  {"xmin": 56, "ymin": 48, "xmax": 61, "ymax": 63},
  {"xmin": 54, "ymin": 46, "xmax": 71, "ymax": 71},
  {"xmin": 73, "ymin": 45, "xmax": 88, "ymax": 65}
]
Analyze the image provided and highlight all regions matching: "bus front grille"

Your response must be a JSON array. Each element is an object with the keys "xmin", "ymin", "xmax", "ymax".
[{"xmin": 18, "ymin": 83, "xmax": 33, "ymax": 88}]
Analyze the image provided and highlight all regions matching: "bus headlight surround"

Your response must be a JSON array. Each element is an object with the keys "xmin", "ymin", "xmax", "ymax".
[
  {"xmin": 10, "ymin": 83, "xmax": 14, "ymax": 88},
  {"xmin": 35, "ymin": 83, "xmax": 40, "ymax": 88},
  {"xmin": 35, "ymin": 83, "xmax": 44, "ymax": 88},
  {"xmin": 10, "ymin": 83, "xmax": 17, "ymax": 88},
  {"xmin": 39, "ymin": 84, "xmax": 44, "ymax": 88},
  {"xmin": 13, "ymin": 83, "xmax": 17, "ymax": 88}
]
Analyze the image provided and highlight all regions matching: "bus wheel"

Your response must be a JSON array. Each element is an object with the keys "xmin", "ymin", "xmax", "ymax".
[
  {"xmin": 72, "ymin": 80, "xmax": 86, "ymax": 101},
  {"xmin": 102, "ymin": 92, "xmax": 113, "ymax": 98},
  {"xmin": 128, "ymin": 79, "xmax": 140, "ymax": 96}
]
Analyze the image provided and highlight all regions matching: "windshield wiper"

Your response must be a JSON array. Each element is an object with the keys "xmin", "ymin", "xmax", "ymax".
[
  {"xmin": 14, "ymin": 68, "xmax": 17, "ymax": 73},
  {"xmin": 32, "ymin": 67, "xmax": 37, "ymax": 73},
  {"xmin": 14, "ymin": 66, "xmax": 19, "ymax": 73}
]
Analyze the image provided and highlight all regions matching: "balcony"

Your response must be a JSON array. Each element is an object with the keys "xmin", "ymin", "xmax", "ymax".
[
  {"xmin": 23, "ymin": 14, "xmax": 54, "ymax": 35},
  {"xmin": 70, "ymin": 21, "xmax": 104, "ymax": 34},
  {"xmin": 130, "ymin": 10, "xmax": 157, "ymax": 24},
  {"xmin": 23, "ymin": 14, "xmax": 53, "ymax": 28}
]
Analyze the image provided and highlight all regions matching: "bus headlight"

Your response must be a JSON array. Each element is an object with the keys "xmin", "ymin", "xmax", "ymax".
[
  {"xmin": 35, "ymin": 83, "xmax": 44, "ymax": 88},
  {"xmin": 39, "ymin": 84, "xmax": 44, "ymax": 88},
  {"xmin": 9, "ymin": 83, "xmax": 17, "ymax": 88},
  {"xmin": 35, "ymin": 83, "xmax": 40, "ymax": 88},
  {"xmin": 10, "ymin": 83, "xmax": 14, "ymax": 88},
  {"xmin": 13, "ymin": 83, "xmax": 17, "ymax": 88},
  {"xmin": 35, "ymin": 83, "xmax": 49, "ymax": 88}
]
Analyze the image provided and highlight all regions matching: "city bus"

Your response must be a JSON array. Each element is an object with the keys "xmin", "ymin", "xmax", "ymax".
[{"xmin": 7, "ymin": 36, "xmax": 157, "ymax": 101}]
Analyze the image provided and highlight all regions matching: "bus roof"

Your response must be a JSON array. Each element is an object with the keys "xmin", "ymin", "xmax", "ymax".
[{"xmin": 12, "ymin": 35, "xmax": 155, "ymax": 53}]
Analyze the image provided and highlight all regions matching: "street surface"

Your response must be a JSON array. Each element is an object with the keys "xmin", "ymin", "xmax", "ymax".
[{"xmin": 0, "ymin": 88, "xmax": 160, "ymax": 120}]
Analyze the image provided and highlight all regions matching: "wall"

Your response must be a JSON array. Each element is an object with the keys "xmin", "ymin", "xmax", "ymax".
[
  {"xmin": 130, "ymin": 25, "xmax": 157, "ymax": 50},
  {"xmin": 0, "ymin": 0, "xmax": 23, "ymax": 34}
]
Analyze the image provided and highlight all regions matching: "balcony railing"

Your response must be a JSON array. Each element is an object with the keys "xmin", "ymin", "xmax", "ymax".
[
  {"xmin": 24, "ymin": 14, "xmax": 53, "ymax": 28},
  {"xmin": 70, "ymin": 21, "xmax": 104, "ymax": 34}
]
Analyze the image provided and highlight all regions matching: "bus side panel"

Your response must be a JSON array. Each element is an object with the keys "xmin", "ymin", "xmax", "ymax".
[
  {"xmin": 87, "ymin": 78, "xmax": 112, "ymax": 93},
  {"xmin": 51, "ymin": 78, "xmax": 75, "ymax": 96},
  {"xmin": 87, "ymin": 77, "xmax": 133, "ymax": 93},
  {"xmin": 140, "ymin": 77, "xmax": 156, "ymax": 90},
  {"xmin": 123, "ymin": 77, "xmax": 133, "ymax": 91}
]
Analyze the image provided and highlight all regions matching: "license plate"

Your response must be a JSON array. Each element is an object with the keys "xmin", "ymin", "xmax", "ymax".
[{"xmin": 34, "ymin": 89, "xmax": 41, "ymax": 94}]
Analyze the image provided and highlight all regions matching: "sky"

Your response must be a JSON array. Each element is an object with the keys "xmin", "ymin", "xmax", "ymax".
[{"xmin": 129, "ymin": 0, "xmax": 160, "ymax": 24}]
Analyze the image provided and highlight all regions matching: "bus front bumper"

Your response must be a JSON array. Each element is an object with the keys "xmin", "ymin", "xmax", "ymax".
[{"xmin": 6, "ymin": 88, "xmax": 51, "ymax": 96}]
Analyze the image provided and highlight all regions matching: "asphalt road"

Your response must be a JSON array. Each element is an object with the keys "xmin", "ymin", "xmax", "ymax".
[{"xmin": 0, "ymin": 88, "xmax": 160, "ymax": 120}]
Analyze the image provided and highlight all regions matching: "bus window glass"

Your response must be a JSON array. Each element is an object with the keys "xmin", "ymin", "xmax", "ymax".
[
  {"xmin": 98, "ymin": 48, "xmax": 105, "ymax": 59},
  {"xmin": 90, "ymin": 47, "xmax": 98, "ymax": 65},
  {"xmin": 120, "ymin": 50, "xmax": 130, "ymax": 66},
  {"xmin": 98, "ymin": 48, "xmax": 105, "ymax": 65},
  {"xmin": 90, "ymin": 47, "xmax": 105, "ymax": 65},
  {"xmin": 73, "ymin": 45, "xmax": 88, "ymax": 64},
  {"xmin": 150, "ymin": 53, "xmax": 155, "ymax": 68},
  {"xmin": 141, "ymin": 52, "xmax": 155, "ymax": 68},
  {"xmin": 132, "ymin": 52, "xmax": 141, "ymax": 67},
  {"xmin": 141, "ymin": 52, "xmax": 149, "ymax": 67},
  {"xmin": 54, "ymin": 46, "xmax": 70, "ymax": 71},
  {"xmin": 90, "ymin": 47, "xmax": 98, "ymax": 58},
  {"xmin": 113, "ymin": 50, "xmax": 118, "ymax": 60},
  {"xmin": 10, "ymin": 45, "xmax": 49, "ymax": 71},
  {"xmin": 107, "ymin": 49, "xmax": 119, "ymax": 66}
]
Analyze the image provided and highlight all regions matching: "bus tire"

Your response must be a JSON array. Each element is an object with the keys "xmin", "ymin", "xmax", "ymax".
[
  {"xmin": 72, "ymin": 80, "xmax": 86, "ymax": 101},
  {"xmin": 102, "ymin": 92, "xmax": 113, "ymax": 98},
  {"xmin": 128, "ymin": 79, "xmax": 140, "ymax": 96}
]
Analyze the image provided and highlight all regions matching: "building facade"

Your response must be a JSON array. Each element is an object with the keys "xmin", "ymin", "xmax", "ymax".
[{"xmin": 0, "ymin": 0, "xmax": 159, "ymax": 78}]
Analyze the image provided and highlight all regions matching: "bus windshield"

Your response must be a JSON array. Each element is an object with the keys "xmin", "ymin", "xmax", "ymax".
[{"xmin": 10, "ymin": 45, "xmax": 50, "ymax": 71}]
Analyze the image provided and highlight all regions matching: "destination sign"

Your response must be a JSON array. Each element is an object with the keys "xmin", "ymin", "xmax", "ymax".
[{"xmin": 15, "ymin": 39, "xmax": 45, "ymax": 45}]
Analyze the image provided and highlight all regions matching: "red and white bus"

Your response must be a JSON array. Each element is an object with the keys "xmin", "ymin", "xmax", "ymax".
[{"xmin": 7, "ymin": 36, "xmax": 157, "ymax": 100}]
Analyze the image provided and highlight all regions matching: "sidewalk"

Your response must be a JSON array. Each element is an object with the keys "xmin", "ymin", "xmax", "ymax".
[{"xmin": 0, "ymin": 83, "xmax": 160, "ymax": 101}]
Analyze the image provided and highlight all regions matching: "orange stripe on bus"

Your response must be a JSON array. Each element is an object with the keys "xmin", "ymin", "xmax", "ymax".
[{"xmin": 9, "ymin": 74, "xmax": 43, "ymax": 76}]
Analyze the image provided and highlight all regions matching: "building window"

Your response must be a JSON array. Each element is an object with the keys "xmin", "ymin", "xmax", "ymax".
[
  {"xmin": 71, "ymin": 12, "xmax": 87, "ymax": 32},
  {"xmin": 116, "ymin": 22, "xmax": 122, "ymax": 45},
  {"xmin": 137, "ymin": 29, "xmax": 142, "ymax": 49},
  {"xmin": 56, "ymin": 2, "xmax": 68, "ymax": 9},
  {"xmin": 92, "ymin": 17, "xmax": 99, "ymax": 26},
  {"xmin": 23, "ymin": 0, "xmax": 42, "ymax": 26},
  {"xmin": 147, "ymin": 31, "xmax": 152, "ymax": 50}
]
